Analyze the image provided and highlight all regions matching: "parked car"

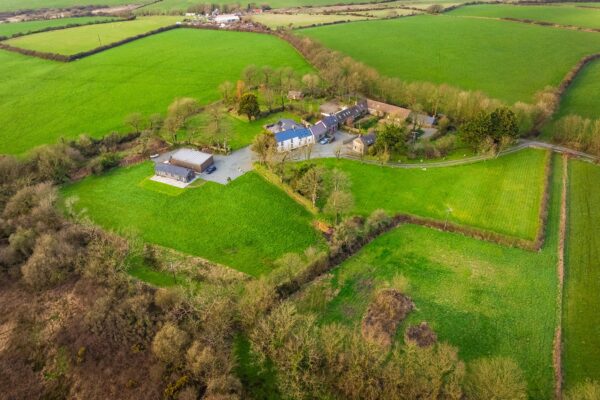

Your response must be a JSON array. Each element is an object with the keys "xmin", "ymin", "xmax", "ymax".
[
  {"xmin": 205, "ymin": 165, "xmax": 217, "ymax": 174},
  {"xmin": 319, "ymin": 136, "xmax": 335, "ymax": 145}
]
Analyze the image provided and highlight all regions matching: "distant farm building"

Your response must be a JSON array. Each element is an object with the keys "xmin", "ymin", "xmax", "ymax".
[
  {"xmin": 352, "ymin": 133, "xmax": 376, "ymax": 155},
  {"xmin": 275, "ymin": 128, "xmax": 314, "ymax": 152},
  {"xmin": 367, "ymin": 99, "xmax": 411, "ymax": 123},
  {"xmin": 214, "ymin": 14, "xmax": 240, "ymax": 23},
  {"xmin": 265, "ymin": 119, "xmax": 305, "ymax": 134},
  {"xmin": 155, "ymin": 163, "xmax": 196, "ymax": 183},
  {"xmin": 288, "ymin": 90, "xmax": 304, "ymax": 100},
  {"xmin": 169, "ymin": 148, "xmax": 214, "ymax": 173}
]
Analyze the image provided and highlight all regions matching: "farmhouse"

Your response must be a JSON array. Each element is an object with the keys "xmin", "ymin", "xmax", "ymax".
[
  {"xmin": 265, "ymin": 119, "xmax": 305, "ymax": 134},
  {"xmin": 155, "ymin": 163, "xmax": 196, "ymax": 183},
  {"xmin": 367, "ymin": 99, "xmax": 411, "ymax": 123},
  {"xmin": 352, "ymin": 133, "xmax": 376, "ymax": 155},
  {"xmin": 275, "ymin": 128, "xmax": 314, "ymax": 152},
  {"xmin": 214, "ymin": 14, "xmax": 240, "ymax": 23},
  {"xmin": 310, "ymin": 115, "xmax": 338, "ymax": 140},
  {"xmin": 169, "ymin": 148, "xmax": 214, "ymax": 173},
  {"xmin": 335, "ymin": 99, "xmax": 368, "ymax": 126}
]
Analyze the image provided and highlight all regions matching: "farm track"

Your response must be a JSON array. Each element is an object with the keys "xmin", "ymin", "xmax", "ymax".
[
  {"xmin": 554, "ymin": 155, "xmax": 568, "ymax": 399},
  {"xmin": 340, "ymin": 139, "xmax": 597, "ymax": 169}
]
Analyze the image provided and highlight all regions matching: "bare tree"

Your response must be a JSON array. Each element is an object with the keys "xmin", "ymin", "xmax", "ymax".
[{"xmin": 297, "ymin": 166, "xmax": 325, "ymax": 207}]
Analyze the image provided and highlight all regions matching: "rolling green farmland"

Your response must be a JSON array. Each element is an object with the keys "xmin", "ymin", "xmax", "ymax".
[
  {"xmin": 252, "ymin": 13, "xmax": 368, "ymax": 28},
  {"xmin": 312, "ymin": 148, "xmax": 548, "ymax": 240},
  {"xmin": 0, "ymin": 0, "xmax": 143, "ymax": 12},
  {"xmin": 5, "ymin": 16, "xmax": 181, "ymax": 55},
  {"xmin": 563, "ymin": 160, "xmax": 600, "ymax": 389},
  {"xmin": 300, "ymin": 15, "xmax": 600, "ymax": 103},
  {"xmin": 61, "ymin": 162, "xmax": 322, "ymax": 276},
  {"xmin": 0, "ymin": 28, "xmax": 312, "ymax": 155},
  {"xmin": 555, "ymin": 58, "xmax": 600, "ymax": 120},
  {"xmin": 0, "ymin": 16, "xmax": 118, "ymax": 38},
  {"xmin": 448, "ymin": 4, "xmax": 600, "ymax": 29},
  {"xmin": 293, "ymin": 155, "xmax": 563, "ymax": 399}
]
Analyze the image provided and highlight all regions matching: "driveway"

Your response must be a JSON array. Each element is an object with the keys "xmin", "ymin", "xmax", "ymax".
[
  {"xmin": 200, "ymin": 146, "xmax": 253, "ymax": 184},
  {"xmin": 289, "ymin": 131, "xmax": 356, "ymax": 161},
  {"xmin": 152, "ymin": 147, "xmax": 253, "ymax": 185}
]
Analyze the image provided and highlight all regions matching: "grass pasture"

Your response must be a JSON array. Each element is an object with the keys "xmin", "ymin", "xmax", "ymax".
[
  {"xmin": 563, "ymin": 160, "xmax": 600, "ymax": 388},
  {"xmin": 292, "ymin": 155, "xmax": 564, "ymax": 399},
  {"xmin": 555, "ymin": 57, "xmax": 600, "ymax": 120},
  {"xmin": 252, "ymin": 13, "xmax": 369, "ymax": 29},
  {"xmin": 0, "ymin": 16, "xmax": 118, "ymax": 38},
  {"xmin": 61, "ymin": 162, "xmax": 322, "ymax": 276},
  {"xmin": 0, "ymin": 0, "xmax": 144, "ymax": 12},
  {"xmin": 448, "ymin": 4, "xmax": 600, "ymax": 29},
  {"xmin": 312, "ymin": 148, "xmax": 549, "ymax": 240},
  {"xmin": 300, "ymin": 15, "xmax": 600, "ymax": 103},
  {"xmin": 185, "ymin": 110, "xmax": 300, "ymax": 150},
  {"xmin": 5, "ymin": 16, "xmax": 181, "ymax": 55},
  {"xmin": 0, "ymin": 28, "xmax": 312, "ymax": 155}
]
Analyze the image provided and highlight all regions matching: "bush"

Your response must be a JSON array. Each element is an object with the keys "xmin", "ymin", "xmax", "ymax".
[
  {"xmin": 465, "ymin": 357, "xmax": 527, "ymax": 400},
  {"xmin": 89, "ymin": 152, "xmax": 122, "ymax": 175},
  {"xmin": 565, "ymin": 380, "xmax": 600, "ymax": 400},
  {"xmin": 152, "ymin": 322, "xmax": 190, "ymax": 365},
  {"xmin": 21, "ymin": 227, "xmax": 86, "ymax": 289}
]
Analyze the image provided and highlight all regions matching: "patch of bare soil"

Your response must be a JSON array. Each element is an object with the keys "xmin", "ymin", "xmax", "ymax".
[
  {"xmin": 361, "ymin": 289, "xmax": 413, "ymax": 347},
  {"xmin": 405, "ymin": 322, "xmax": 437, "ymax": 347}
]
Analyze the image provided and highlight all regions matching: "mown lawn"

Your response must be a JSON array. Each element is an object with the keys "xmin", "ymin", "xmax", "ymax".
[
  {"xmin": 293, "ymin": 154, "xmax": 563, "ymax": 399},
  {"xmin": 449, "ymin": 4, "xmax": 600, "ymax": 29},
  {"xmin": 185, "ymin": 110, "xmax": 301, "ymax": 150},
  {"xmin": 300, "ymin": 15, "xmax": 600, "ymax": 103},
  {"xmin": 61, "ymin": 162, "xmax": 321, "ymax": 276},
  {"xmin": 0, "ymin": 16, "xmax": 118, "ymax": 38},
  {"xmin": 312, "ymin": 148, "xmax": 549, "ymax": 240},
  {"xmin": 5, "ymin": 16, "xmax": 181, "ymax": 55},
  {"xmin": 0, "ymin": 28, "xmax": 312, "ymax": 155},
  {"xmin": 563, "ymin": 160, "xmax": 600, "ymax": 389}
]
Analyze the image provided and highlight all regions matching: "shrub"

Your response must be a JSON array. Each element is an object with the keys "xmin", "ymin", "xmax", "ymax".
[
  {"xmin": 152, "ymin": 322, "xmax": 190, "ymax": 365},
  {"xmin": 465, "ymin": 357, "xmax": 527, "ymax": 400},
  {"xmin": 565, "ymin": 380, "xmax": 600, "ymax": 400},
  {"xmin": 361, "ymin": 289, "xmax": 414, "ymax": 346},
  {"xmin": 89, "ymin": 152, "xmax": 122, "ymax": 175}
]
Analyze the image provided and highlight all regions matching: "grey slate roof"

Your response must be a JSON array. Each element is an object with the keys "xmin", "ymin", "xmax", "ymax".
[
  {"xmin": 357, "ymin": 133, "xmax": 376, "ymax": 146},
  {"xmin": 275, "ymin": 128, "xmax": 312, "ymax": 143},
  {"xmin": 155, "ymin": 163, "xmax": 195, "ymax": 179}
]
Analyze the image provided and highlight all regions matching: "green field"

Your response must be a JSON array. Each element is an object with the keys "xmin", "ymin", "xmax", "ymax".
[
  {"xmin": 293, "ymin": 155, "xmax": 563, "ymax": 399},
  {"xmin": 555, "ymin": 58, "xmax": 600, "ymax": 120},
  {"xmin": 185, "ymin": 110, "xmax": 300, "ymax": 151},
  {"xmin": 0, "ymin": 0, "xmax": 143, "ymax": 12},
  {"xmin": 61, "ymin": 162, "xmax": 322, "ymax": 276},
  {"xmin": 300, "ymin": 15, "xmax": 600, "ymax": 104},
  {"xmin": 252, "ymin": 13, "xmax": 368, "ymax": 28},
  {"xmin": 5, "ymin": 16, "xmax": 181, "ymax": 55},
  {"xmin": 0, "ymin": 28, "xmax": 312, "ymax": 155},
  {"xmin": 312, "ymin": 148, "xmax": 548, "ymax": 240},
  {"xmin": 0, "ymin": 16, "xmax": 118, "ymax": 38},
  {"xmin": 449, "ymin": 4, "xmax": 600, "ymax": 29},
  {"xmin": 563, "ymin": 160, "xmax": 600, "ymax": 389}
]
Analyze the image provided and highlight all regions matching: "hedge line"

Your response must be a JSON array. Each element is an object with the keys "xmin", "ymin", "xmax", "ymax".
[
  {"xmin": 254, "ymin": 163, "xmax": 319, "ymax": 215},
  {"xmin": 0, "ymin": 15, "xmax": 133, "ymax": 41},
  {"xmin": 0, "ymin": 24, "xmax": 180, "ymax": 62},
  {"xmin": 501, "ymin": 17, "xmax": 600, "ymax": 33}
]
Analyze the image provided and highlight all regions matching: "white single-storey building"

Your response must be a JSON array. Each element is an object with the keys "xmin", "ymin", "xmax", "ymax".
[{"xmin": 214, "ymin": 14, "xmax": 240, "ymax": 23}]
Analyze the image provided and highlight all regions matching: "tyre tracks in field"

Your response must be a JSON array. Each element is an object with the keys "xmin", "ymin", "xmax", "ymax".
[{"xmin": 553, "ymin": 154, "xmax": 568, "ymax": 400}]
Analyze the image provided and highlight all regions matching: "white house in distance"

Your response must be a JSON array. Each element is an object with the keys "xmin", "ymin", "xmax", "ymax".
[
  {"xmin": 214, "ymin": 14, "xmax": 240, "ymax": 24},
  {"xmin": 275, "ymin": 128, "xmax": 315, "ymax": 152}
]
